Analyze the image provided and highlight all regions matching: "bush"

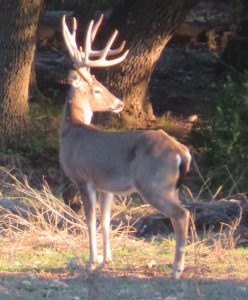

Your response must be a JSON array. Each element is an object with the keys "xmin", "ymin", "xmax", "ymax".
[{"xmin": 189, "ymin": 72, "xmax": 248, "ymax": 190}]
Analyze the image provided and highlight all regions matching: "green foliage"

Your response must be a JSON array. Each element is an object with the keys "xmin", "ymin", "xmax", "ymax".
[
  {"xmin": 189, "ymin": 72, "xmax": 248, "ymax": 187},
  {"xmin": 22, "ymin": 103, "xmax": 60, "ymax": 158}
]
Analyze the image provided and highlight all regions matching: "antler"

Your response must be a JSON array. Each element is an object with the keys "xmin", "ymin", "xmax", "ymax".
[{"xmin": 62, "ymin": 15, "xmax": 129, "ymax": 71}]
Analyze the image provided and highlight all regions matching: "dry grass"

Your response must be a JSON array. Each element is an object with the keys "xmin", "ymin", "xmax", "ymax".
[
  {"xmin": 0, "ymin": 167, "xmax": 88, "ymax": 269},
  {"xmin": 186, "ymin": 211, "xmax": 248, "ymax": 279},
  {"xmin": 0, "ymin": 167, "xmax": 247, "ymax": 280}
]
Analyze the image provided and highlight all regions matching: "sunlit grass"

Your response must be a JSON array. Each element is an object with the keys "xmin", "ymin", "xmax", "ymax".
[
  {"xmin": 0, "ymin": 250, "xmax": 76, "ymax": 272},
  {"xmin": 0, "ymin": 167, "xmax": 247, "ymax": 281},
  {"xmin": 152, "ymin": 113, "xmax": 191, "ymax": 140}
]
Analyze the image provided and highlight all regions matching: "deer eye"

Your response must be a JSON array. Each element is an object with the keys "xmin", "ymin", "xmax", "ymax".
[{"xmin": 93, "ymin": 87, "xmax": 103, "ymax": 95}]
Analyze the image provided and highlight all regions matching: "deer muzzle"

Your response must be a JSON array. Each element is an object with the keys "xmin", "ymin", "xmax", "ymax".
[{"xmin": 110, "ymin": 99, "xmax": 124, "ymax": 113}]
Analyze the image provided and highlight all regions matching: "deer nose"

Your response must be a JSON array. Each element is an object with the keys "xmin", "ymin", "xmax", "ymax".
[
  {"xmin": 117, "ymin": 101, "xmax": 124, "ymax": 110},
  {"xmin": 110, "ymin": 99, "xmax": 124, "ymax": 113}
]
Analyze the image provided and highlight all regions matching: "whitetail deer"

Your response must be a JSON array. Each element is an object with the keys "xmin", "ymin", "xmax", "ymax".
[{"xmin": 60, "ymin": 14, "xmax": 191, "ymax": 279}]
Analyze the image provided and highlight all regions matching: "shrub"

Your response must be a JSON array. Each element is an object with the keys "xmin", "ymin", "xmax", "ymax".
[{"xmin": 189, "ymin": 72, "xmax": 248, "ymax": 190}]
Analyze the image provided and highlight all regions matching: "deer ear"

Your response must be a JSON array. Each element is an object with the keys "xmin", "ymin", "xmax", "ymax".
[{"xmin": 68, "ymin": 70, "xmax": 87, "ymax": 89}]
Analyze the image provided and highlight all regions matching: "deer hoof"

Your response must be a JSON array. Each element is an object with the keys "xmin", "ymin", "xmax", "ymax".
[
  {"xmin": 102, "ymin": 258, "xmax": 113, "ymax": 268},
  {"xmin": 86, "ymin": 261, "xmax": 97, "ymax": 272},
  {"xmin": 97, "ymin": 255, "xmax": 103, "ymax": 264},
  {"xmin": 172, "ymin": 269, "xmax": 183, "ymax": 280}
]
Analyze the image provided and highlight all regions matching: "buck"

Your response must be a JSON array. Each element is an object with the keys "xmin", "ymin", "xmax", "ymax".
[{"xmin": 60, "ymin": 14, "xmax": 191, "ymax": 279}]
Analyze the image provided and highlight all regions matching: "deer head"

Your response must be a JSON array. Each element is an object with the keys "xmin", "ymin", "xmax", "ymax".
[{"xmin": 62, "ymin": 15, "xmax": 128, "ymax": 124}]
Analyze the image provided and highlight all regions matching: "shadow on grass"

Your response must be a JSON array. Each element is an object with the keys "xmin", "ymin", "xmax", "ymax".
[{"xmin": 0, "ymin": 268, "xmax": 247, "ymax": 300}]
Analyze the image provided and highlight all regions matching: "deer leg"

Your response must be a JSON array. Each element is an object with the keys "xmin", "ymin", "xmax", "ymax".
[
  {"xmin": 140, "ymin": 188, "xmax": 189, "ymax": 279},
  {"xmin": 170, "ymin": 207, "xmax": 189, "ymax": 279},
  {"xmin": 99, "ymin": 192, "xmax": 113, "ymax": 266},
  {"xmin": 79, "ymin": 182, "xmax": 98, "ymax": 270},
  {"xmin": 61, "ymin": 172, "xmax": 82, "ymax": 213}
]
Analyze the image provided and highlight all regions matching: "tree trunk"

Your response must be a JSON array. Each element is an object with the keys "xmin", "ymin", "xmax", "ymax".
[
  {"xmin": 221, "ymin": 0, "xmax": 248, "ymax": 72},
  {"xmin": 95, "ymin": 0, "xmax": 199, "ymax": 128},
  {"xmin": 0, "ymin": 0, "xmax": 43, "ymax": 150},
  {"xmin": 29, "ymin": 53, "xmax": 49, "ymax": 103},
  {"xmin": 29, "ymin": 1, "xmax": 48, "ymax": 103}
]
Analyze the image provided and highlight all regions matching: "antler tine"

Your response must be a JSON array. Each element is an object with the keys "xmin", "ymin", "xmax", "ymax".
[
  {"xmin": 90, "ymin": 14, "xmax": 127, "ymax": 57},
  {"xmin": 91, "ymin": 13, "xmax": 104, "ymax": 43},
  {"xmin": 62, "ymin": 16, "xmax": 74, "ymax": 59},
  {"xmin": 84, "ymin": 20, "xmax": 94, "ymax": 67},
  {"xmin": 85, "ymin": 20, "xmax": 129, "ymax": 67},
  {"xmin": 89, "ymin": 40, "xmax": 127, "ymax": 58},
  {"xmin": 62, "ymin": 15, "xmax": 85, "ymax": 67},
  {"xmin": 101, "ymin": 29, "xmax": 119, "ymax": 59},
  {"xmin": 72, "ymin": 17, "xmax": 77, "ymax": 39},
  {"xmin": 63, "ymin": 14, "xmax": 128, "ymax": 69},
  {"xmin": 109, "ymin": 40, "xmax": 126, "ymax": 55}
]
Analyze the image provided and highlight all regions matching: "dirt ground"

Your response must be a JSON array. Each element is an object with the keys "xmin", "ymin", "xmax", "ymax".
[{"xmin": 0, "ymin": 268, "xmax": 247, "ymax": 300}]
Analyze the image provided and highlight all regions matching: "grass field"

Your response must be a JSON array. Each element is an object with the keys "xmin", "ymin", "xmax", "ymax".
[{"xmin": 0, "ymin": 170, "xmax": 247, "ymax": 300}]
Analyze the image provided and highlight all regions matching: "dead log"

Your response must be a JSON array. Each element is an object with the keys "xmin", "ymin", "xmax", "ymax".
[
  {"xmin": 38, "ymin": 10, "xmax": 74, "ymax": 48},
  {"xmin": 172, "ymin": 22, "xmax": 234, "ymax": 50},
  {"xmin": 135, "ymin": 198, "xmax": 248, "ymax": 247},
  {"xmin": 186, "ymin": 199, "xmax": 248, "ymax": 229}
]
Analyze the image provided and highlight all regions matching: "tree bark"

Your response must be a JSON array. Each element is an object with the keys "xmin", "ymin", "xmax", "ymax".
[
  {"xmin": 221, "ymin": 0, "xmax": 248, "ymax": 72},
  {"xmin": 95, "ymin": 0, "xmax": 199, "ymax": 128},
  {"xmin": 0, "ymin": 0, "xmax": 43, "ymax": 150},
  {"xmin": 29, "ymin": 1, "xmax": 48, "ymax": 103}
]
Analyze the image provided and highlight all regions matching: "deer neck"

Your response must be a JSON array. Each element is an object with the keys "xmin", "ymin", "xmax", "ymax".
[{"xmin": 65, "ymin": 87, "xmax": 93, "ymax": 125}]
